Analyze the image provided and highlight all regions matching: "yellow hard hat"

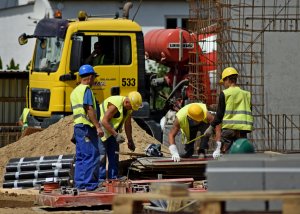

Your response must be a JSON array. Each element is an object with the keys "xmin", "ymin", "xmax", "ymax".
[
  {"xmin": 220, "ymin": 67, "xmax": 238, "ymax": 83},
  {"xmin": 128, "ymin": 91, "xmax": 143, "ymax": 111},
  {"xmin": 187, "ymin": 104, "xmax": 204, "ymax": 122}
]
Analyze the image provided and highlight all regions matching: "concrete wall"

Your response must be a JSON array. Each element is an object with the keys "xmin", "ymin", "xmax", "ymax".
[
  {"xmin": 0, "ymin": 0, "xmax": 52, "ymax": 70},
  {"xmin": 264, "ymin": 32, "xmax": 300, "ymax": 115}
]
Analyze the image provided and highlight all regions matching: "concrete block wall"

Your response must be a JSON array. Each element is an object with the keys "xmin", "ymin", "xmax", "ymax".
[{"xmin": 206, "ymin": 154, "xmax": 300, "ymax": 212}]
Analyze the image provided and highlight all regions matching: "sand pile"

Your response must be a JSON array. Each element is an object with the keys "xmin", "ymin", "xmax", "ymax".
[{"xmin": 0, "ymin": 116, "xmax": 170, "ymax": 184}]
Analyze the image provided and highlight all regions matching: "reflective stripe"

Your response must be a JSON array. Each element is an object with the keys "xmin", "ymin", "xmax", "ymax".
[
  {"xmin": 223, "ymin": 87, "xmax": 253, "ymax": 131},
  {"xmin": 223, "ymin": 120, "xmax": 253, "ymax": 125},
  {"xmin": 225, "ymin": 110, "xmax": 252, "ymax": 115},
  {"xmin": 73, "ymin": 114, "xmax": 89, "ymax": 120},
  {"xmin": 72, "ymin": 104, "xmax": 84, "ymax": 109},
  {"xmin": 70, "ymin": 84, "xmax": 96, "ymax": 127}
]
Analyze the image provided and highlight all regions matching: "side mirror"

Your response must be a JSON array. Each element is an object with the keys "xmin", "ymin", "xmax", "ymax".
[
  {"xmin": 18, "ymin": 33, "xmax": 28, "ymax": 45},
  {"xmin": 70, "ymin": 37, "xmax": 83, "ymax": 72}
]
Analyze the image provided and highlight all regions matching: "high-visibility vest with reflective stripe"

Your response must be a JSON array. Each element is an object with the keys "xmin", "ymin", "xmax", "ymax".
[
  {"xmin": 176, "ymin": 103, "xmax": 208, "ymax": 144},
  {"xmin": 100, "ymin": 96, "xmax": 132, "ymax": 141},
  {"xmin": 93, "ymin": 55, "xmax": 105, "ymax": 65},
  {"xmin": 70, "ymin": 84, "xmax": 96, "ymax": 127},
  {"xmin": 22, "ymin": 108, "xmax": 30, "ymax": 124},
  {"xmin": 222, "ymin": 86, "xmax": 253, "ymax": 131},
  {"xmin": 21, "ymin": 108, "xmax": 30, "ymax": 131}
]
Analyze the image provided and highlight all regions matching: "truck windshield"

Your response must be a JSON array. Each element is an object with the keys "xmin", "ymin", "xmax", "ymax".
[{"xmin": 33, "ymin": 37, "xmax": 64, "ymax": 72}]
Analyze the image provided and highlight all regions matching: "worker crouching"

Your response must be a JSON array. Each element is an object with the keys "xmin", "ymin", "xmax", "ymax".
[
  {"xmin": 168, "ymin": 103, "xmax": 221, "ymax": 162},
  {"xmin": 99, "ymin": 91, "xmax": 143, "ymax": 180}
]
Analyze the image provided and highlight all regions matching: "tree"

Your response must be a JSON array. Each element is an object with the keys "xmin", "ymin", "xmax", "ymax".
[
  {"xmin": 6, "ymin": 58, "xmax": 20, "ymax": 70},
  {"xmin": 26, "ymin": 61, "xmax": 31, "ymax": 71}
]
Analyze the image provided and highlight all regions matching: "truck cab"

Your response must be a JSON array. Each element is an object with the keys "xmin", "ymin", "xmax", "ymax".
[{"xmin": 19, "ymin": 12, "xmax": 147, "ymax": 129}]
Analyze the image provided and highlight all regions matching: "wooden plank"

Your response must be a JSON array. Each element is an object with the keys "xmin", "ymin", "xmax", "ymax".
[
  {"xmin": 113, "ymin": 190, "xmax": 300, "ymax": 214},
  {"xmin": 199, "ymin": 201, "xmax": 223, "ymax": 214},
  {"xmin": 282, "ymin": 198, "xmax": 300, "ymax": 214},
  {"xmin": 136, "ymin": 157, "xmax": 209, "ymax": 167},
  {"xmin": 113, "ymin": 196, "xmax": 143, "ymax": 214},
  {"xmin": 167, "ymin": 199, "xmax": 183, "ymax": 212},
  {"xmin": 131, "ymin": 178, "xmax": 194, "ymax": 184}
]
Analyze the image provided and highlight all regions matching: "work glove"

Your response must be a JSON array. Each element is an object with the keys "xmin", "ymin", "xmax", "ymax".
[
  {"xmin": 204, "ymin": 125, "xmax": 214, "ymax": 137},
  {"xmin": 114, "ymin": 133, "xmax": 125, "ymax": 144},
  {"xmin": 127, "ymin": 140, "xmax": 136, "ymax": 152},
  {"xmin": 213, "ymin": 141, "xmax": 222, "ymax": 159},
  {"xmin": 169, "ymin": 144, "xmax": 180, "ymax": 162}
]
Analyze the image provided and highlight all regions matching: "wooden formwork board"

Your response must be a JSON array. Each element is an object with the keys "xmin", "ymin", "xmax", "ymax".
[
  {"xmin": 113, "ymin": 190, "xmax": 300, "ymax": 214},
  {"xmin": 128, "ymin": 157, "xmax": 209, "ymax": 180}
]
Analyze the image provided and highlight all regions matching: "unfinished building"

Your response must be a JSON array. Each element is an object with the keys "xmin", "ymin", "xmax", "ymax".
[{"xmin": 188, "ymin": 0, "xmax": 300, "ymax": 152}]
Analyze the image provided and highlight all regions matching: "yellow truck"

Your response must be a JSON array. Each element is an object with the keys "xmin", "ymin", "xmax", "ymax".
[{"xmin": 18, "ymin": 6, "xmax": 162, "ymax": 141}]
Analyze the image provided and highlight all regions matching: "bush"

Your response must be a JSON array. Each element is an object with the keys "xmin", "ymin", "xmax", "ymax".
[{"xmin": 6, "ymin": 58, "xmax": 20, "ymax": 70}]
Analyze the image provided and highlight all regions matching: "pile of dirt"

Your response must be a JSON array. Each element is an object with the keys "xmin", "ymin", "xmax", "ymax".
[{"xmin": 0, "ymin": 116, "xmax": 170, "ymax": 184}]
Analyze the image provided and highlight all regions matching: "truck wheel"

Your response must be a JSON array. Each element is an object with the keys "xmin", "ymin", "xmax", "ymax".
[{"xmin": 134, "ymin": 119, "xmax": 162, "ymax": 143}]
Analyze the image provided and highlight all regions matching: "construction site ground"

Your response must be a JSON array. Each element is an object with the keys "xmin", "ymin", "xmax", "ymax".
[{"xmin": 0, "ymin": 115, "xmax": 173, "ymax": 213}]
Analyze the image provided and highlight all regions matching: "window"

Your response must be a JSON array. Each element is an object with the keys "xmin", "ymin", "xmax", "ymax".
[
  {"xmin": 166, "ymin": 17, "xmax": 189, "ymax": 30},
  {"xmin": 82, "ymin": 35, "xmax": 132, "ymax": 66},
  {"xmin": 166, "ymin": 18, "xmax": 177, "ymax": 29},
  {"xmin": 34, "ymin": 37, "xmax": 64, "ymax": 72}
]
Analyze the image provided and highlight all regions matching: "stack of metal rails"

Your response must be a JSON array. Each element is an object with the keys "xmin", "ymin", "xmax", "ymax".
[{"xmin": 3, "ymin": 154, "xmax": 73, "ymax": 189}]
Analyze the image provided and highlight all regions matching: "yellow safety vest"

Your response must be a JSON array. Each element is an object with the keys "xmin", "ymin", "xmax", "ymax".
[
  {"xmin": 93, "ymin": 54, "xmax": 105, "ymax": 65},
  {"xmin": 22, "ymin": 108, "xmax": 30, "ymax": 124},
  {"xmin": 176, "ymin": 103, "xmax": 208, "ymax": 144},
  {"xmin": 21, "ymin": 108, "xmax": 30, "ymax": 131},
  {"xmin": 222, "ymin": 86, "xmax": 253, "ymax": 131},
  {"xmin": 100, "ymin": 96, "xmax": 132, "ymax": 141},
  {"xmin": 70, "ymin": 84, "xmax": 96, "ymax": 127}
]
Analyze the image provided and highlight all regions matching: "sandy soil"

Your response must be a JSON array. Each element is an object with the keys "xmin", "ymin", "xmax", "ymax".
[{"xmin": 0, "ymin": 115, "xmax": 170, "ymax": 212}]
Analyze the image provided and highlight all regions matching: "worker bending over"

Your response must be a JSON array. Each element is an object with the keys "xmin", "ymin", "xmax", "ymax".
[
  {"xmin": 204, "ymin": 67, "xmax": 254, "ymax": 158},
  {"xmin": 70, "ymin": 64, "xmax": 104, "ymax": 191},
  {"xmin": 99, "ymin": 91, "xmax": 143, "ymax": 180},
  {"xmin": 168, "ymin": 103, "xmax": 221, "ymax": 162}
]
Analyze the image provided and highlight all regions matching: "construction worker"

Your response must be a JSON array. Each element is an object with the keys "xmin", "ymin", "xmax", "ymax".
[
  {"xmin": 70, "ymin": 64, "xmax": 104, "ymax": 191},
  {"xmin": 85, "ymin": 42, "xmax": 106, "ymax": 66},
  {"xmin": 18, "ymin": 107, "xmax": 30, "ymax": 131},
  {"xmin": 204, "ymin": 67, "xmax": 254, "ymax": 158},
  {"xmin": 99, "ymin": 91, "xmax": 143, "ymax": 180},
  {"xmin": 168, "ymin": 103, "xmax": 221, "ymax": 162}
]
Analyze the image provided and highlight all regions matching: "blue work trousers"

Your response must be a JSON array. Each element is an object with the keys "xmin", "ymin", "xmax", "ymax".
[
  {"xmin": 99, "ymin": 135, "xmax": 119, "ymax": 180},
  {"xmin": 74, "ymin": 125, "xmax": 100, "ymax": 191}
]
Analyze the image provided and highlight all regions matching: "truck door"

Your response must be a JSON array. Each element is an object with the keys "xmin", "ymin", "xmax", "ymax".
[{"xmin": 81, "ymin": 33, "xmax": 137, "ymax": 103}]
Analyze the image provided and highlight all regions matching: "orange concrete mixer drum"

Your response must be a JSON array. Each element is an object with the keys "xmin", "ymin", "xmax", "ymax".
[{"xmin": 144, "ymin": 28, "xmax": 197, "ymax": 63}]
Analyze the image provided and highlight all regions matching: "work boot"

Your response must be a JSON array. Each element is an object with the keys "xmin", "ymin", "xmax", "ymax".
[{"xmin": 198, "ymin": 149, "xmax": 207, "ymax": 158}]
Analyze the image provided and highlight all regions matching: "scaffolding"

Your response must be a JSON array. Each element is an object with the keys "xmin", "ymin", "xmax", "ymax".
[{"xmin": 188, "ymin": 0, "xmax": 300, "ymax": 153}]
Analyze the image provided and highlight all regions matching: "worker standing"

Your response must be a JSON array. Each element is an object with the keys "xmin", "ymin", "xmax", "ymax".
[
  {"xmin": 70, "ymin": 64, "xmax": 104, "ymax": 191},
  {"xmin": 204, "ymin": 67, "xmax": 254, "ymax": 158},
  {"xmin": 168, "ymin": 103, "xmax": 221, "ymax": 162},
  {"xmin": 18, "ymin": 107, "xmax": 30, "ymax": 131},
  {"xmin": 99, "ymin": 91, "xmax": 143, "ymax": 180}
]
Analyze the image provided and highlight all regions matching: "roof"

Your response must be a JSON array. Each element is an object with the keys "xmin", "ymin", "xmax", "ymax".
[{"xmin": 0, "ymin": 70, "xmax": 29, "ymax": 79}]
